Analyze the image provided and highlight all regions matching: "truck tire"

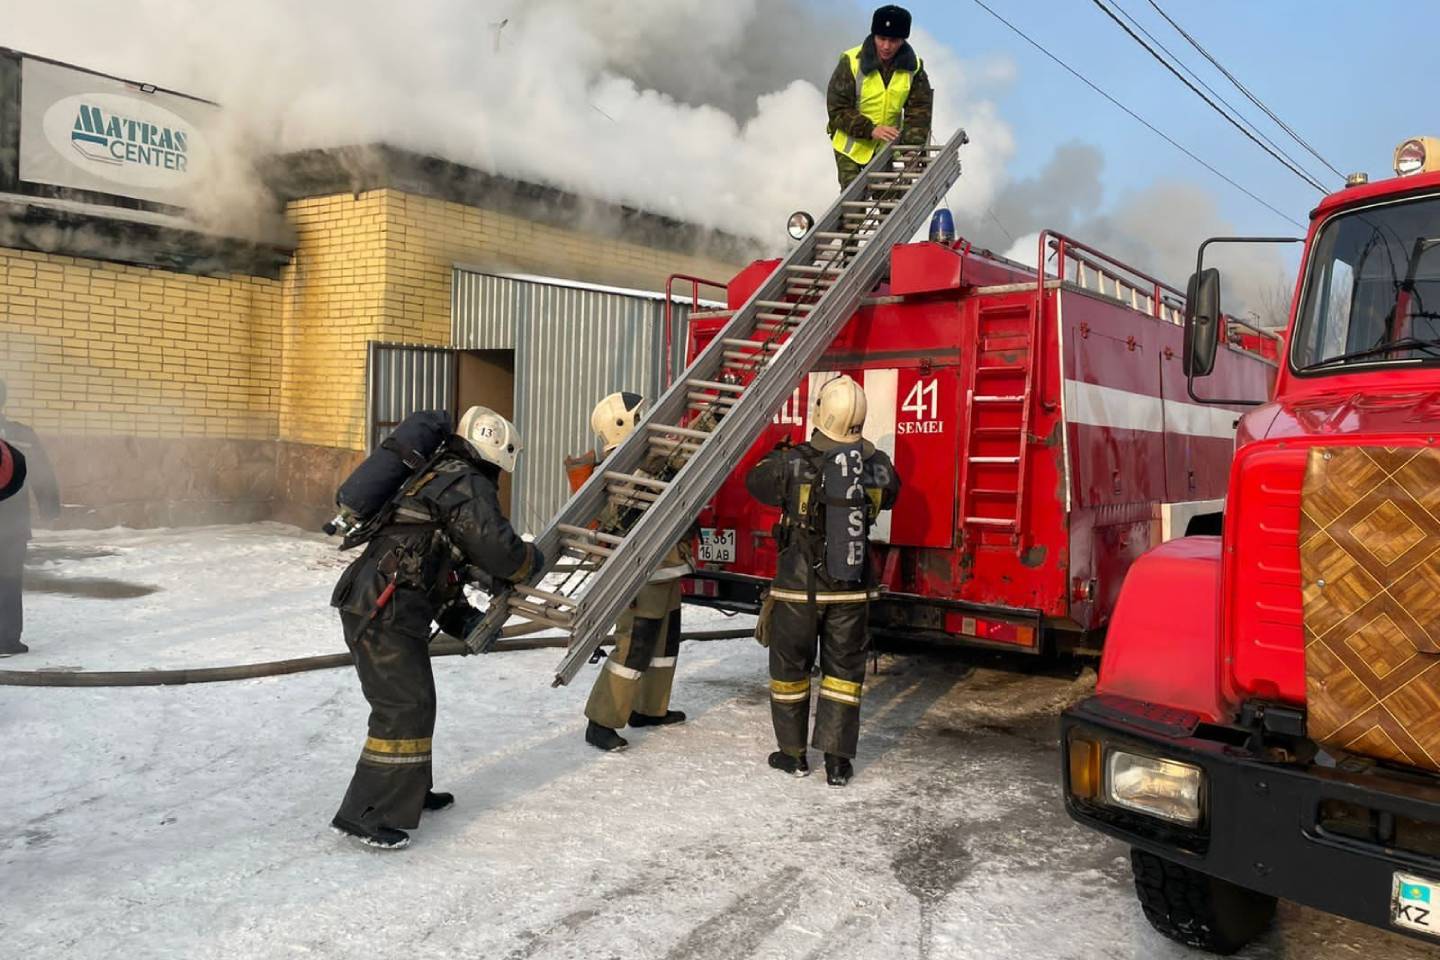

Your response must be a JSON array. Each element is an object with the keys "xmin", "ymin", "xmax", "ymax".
[{"xmin": 1130, "ymin": 848, "xmax": 1277, "ymax": 955}]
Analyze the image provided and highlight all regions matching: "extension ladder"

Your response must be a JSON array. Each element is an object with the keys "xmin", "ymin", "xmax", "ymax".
[{"xmin": 465, "ymin": 128, "xmax": 970, "ymax": 686}]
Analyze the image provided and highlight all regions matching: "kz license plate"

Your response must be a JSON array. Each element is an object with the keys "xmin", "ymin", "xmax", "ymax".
[
  {"xmin": 1393, "ymin": 872, "xmax": 1440, "ymax": 938},
  {"xmin": 698, "ymin": 528, "xmax": 736, "ymax": 564}
]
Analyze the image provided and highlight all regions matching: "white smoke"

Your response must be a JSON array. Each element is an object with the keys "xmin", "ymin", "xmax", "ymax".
[
  {"xmin": 986, "ymin": 143, "xmax": 1294, "ymax": 325},
  {"xmin": 2, "ymin": 0, "xmax": 1015, "ymax": 243}
]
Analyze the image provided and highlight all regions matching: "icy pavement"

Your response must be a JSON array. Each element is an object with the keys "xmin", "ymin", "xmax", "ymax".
[{"xmin": 1, "ymin": 525, "xmax": 1433, "ymax": 959}]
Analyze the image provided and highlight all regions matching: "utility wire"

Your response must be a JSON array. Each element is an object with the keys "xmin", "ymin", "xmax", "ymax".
[
  {"xmin": 1146, "ymin": 0, "xmax": 1345, "ymax": 182},
  {"xmin": 1087, "ymin": 0, "xmax": 1326, "ymax": 193},
  {"xmin": 1108, "ymin": 0, "xmax": 1329, "ymax": 189},
  {"xmin": 967, "ymin": 0, "xmax": 1303, "ymax": 228}
]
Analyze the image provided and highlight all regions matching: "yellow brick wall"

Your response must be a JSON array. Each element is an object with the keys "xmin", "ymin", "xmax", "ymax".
[
  {"xmin": 1, "ymin": 188, "xmax": 743, "ymax": 454},
  {"xmin": 277, "ymin": 191, "xmax": 391, "ymax": 450},
  {"xmin": 0, "ymin": 248, "xmax": 281, "ymax": 438},
  {"xmin": 281, "ymin": 188, "xmax": 744, "ymax": 451}
]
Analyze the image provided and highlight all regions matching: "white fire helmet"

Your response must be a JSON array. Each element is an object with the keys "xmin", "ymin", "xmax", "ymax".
[
  {"xmin": 457, "ymin": 405, "xmax": 522, "ymax": 473},
  {"xmin": 813, "ymin": 375, "xmax": 868, "ymax": 443},
  {"xmin": 591, "ymin": 391, "xmax": 645, "ymax": 453}
]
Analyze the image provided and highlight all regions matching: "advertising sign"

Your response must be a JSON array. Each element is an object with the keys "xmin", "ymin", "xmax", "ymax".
[{"xmin": 18, "ymin": 56, "xmax": 217, "ymax": 206}]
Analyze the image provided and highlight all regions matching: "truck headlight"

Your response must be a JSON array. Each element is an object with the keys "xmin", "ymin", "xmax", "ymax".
[{"xmin": 1106, "ymin": 751, "xmax": 1205, "ymax": 826}]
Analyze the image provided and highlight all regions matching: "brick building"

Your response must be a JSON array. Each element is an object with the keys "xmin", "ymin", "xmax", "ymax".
[{"xmin": 0, "ymin": 51, "xmax": 751, "ymax": 530}]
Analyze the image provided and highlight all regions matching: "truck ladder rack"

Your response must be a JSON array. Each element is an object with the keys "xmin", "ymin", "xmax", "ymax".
[{"xmin": 464, "ymin": 129, "xmax": 970, "ymax": 686}]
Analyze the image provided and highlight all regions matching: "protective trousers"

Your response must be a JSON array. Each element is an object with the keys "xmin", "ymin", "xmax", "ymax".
[
  {"xmin": 0, "ymin": 535, "xmax": 25, "ymax": 646},
  {"xmin": 335, "ymin": 609, "xmax": 436, "ymax": 831},
  {"xmin": 585, "ymin": 580, "xmax": 682, "ymax": 730},
  {"xmin": 768, "ymin": 598, "xmax": 869, "ymax": 759}
]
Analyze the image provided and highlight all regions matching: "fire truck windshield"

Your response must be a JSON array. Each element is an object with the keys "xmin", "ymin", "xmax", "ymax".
[{"xmin": 1292, "ymin": 194, "xmax": 1440, "ymax": 372}]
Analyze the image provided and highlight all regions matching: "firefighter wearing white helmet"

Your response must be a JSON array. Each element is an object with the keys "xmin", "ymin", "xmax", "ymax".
[
  {"xmin": 571, "ymin": 391, "xmax": 694, "ymax": 752},
  {"xmin": 329, "ymin": 405, "xmax": 541, "ymax": 849},
  {"xmin": 745, "ymin": 375, "xmax": 900, "ymax": 786}
]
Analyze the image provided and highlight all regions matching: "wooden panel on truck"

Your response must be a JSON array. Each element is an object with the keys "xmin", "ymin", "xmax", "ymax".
[{"xmin": 1300, "ymin": 445, "xmax": 1440, "ymax": 772}]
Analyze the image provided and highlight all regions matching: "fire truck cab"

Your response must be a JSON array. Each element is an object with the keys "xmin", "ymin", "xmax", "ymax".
[
  {"xmin": 680, "ymin": 228, "xmax": 1276, "ymax": 656},
  {"xmin": 1062, "ymin": 139, "xmax": 1440, "ymax": 952}
]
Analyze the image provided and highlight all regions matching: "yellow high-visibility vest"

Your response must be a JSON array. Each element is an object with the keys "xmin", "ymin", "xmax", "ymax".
[{"xmin": 831, "ymin": 44, "xmax": 921, "ymax": 165}]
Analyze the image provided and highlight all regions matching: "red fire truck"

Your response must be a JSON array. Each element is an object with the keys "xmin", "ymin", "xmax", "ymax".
[
  {"xmin": 677, "ymin": 230, "xmax": 1275, "ymax": 655},
  {"xmin": 1062, "ymin": 138, "xmax": 1440, "ymax": 952}
]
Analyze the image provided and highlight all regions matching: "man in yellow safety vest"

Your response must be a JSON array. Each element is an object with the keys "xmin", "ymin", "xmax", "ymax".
[{"xmin": 826, "ymin": 5, "xmax": 934, "ymax": 189}]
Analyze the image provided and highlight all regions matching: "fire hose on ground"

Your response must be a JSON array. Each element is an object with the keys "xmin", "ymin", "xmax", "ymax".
[{"xmin": 0, "ymin": 624, "xmax": 754, "ymax": 688}]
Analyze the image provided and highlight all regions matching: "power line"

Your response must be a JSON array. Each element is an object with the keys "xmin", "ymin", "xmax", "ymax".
[
  {"xmin": 967, "ymin": 0, "xmax": 1304, "ymax": 228},
  {"xmin": 1107, "ymin": 0, "xmax": 1329, "ymax": 189},
  {"xmin": 1087, "ymin": 0, "xmax": 1326, "ymax": 193},
  {"xmin": 1146, "ymin": 0, "xmax": 1345, "ymax": 181}
]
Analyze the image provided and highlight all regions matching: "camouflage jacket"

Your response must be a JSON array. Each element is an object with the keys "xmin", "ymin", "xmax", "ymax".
[{"xmin": 825, "ymin": 36, "xmax": 933, "ymax": 146}]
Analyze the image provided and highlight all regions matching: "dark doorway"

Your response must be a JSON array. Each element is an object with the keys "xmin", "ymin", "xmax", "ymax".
[{"xmin": 458, "ymin": 349, "xmax": 516, "ymax": 514}]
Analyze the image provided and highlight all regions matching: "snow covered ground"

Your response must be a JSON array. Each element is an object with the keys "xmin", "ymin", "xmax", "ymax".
[{"xmin": 1, "ymin": 524, "xmax": 1432, "ymax": 959}]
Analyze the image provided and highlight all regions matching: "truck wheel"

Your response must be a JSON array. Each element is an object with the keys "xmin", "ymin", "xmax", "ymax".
[{"xmin": 1129, "ymin": 848, "xmax": 1277, "ymax": 955}]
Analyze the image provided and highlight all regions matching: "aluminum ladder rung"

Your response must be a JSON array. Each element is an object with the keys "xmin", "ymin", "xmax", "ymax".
[
  {"xmin": 784, "ymin": 264, "xmax": 843, "ymax": 275},
  {"xmin": 974, "ymin": 394, "xmax": 1026, "ymax": 403},
  {"xmin": 686, "ymin": 378, "xmax": 746, "ymax": 393},
  {"xmin": 969, "ymin": 456, "xmax": 1021, "ymax": 465},
  {"xmin": 557, "ymin": 524, "xmax": 623, "ymax": 546},
  {"xmin": 964, "ymin": 517, "xmax": 1017, "ymax": 528},
  {"xmin": 722, "ymin": 337, "xmax": 780, "ymax": 351},
  {"xmin": 508, "ymin": 597, "xmax": 575, "ymax": 624},
  {"xmin": 650, "ymin": 436, "xmax": 704, "ymax": 456},
  {"xmin": 755, "ymin": 321, "xmax": 796, "ymax": 334},
  {"xmin": 564, "ymin": 537, "xmax": 618, "ymax": 558},
  {"xmin": 755, "ymin": 299, "xmax": 814, "ymax": 311},
  {"xmin": 686, "ymin": 391, "xmax": 739, "ymax": 406},
  {"xmin": 755, "ymin": 312, "xmax": 804, "ymax": 324},
  {"xmin": 841, "ymin": 201, "xmax": 900, "ymax": 209},
  {"xmin": 645, "ymin": 422, "xmax": 713, "ymax": 441},
  {"xmin": 510, "ymin": 584, "xmax": 578, "ymax": 607},
  {"xmin": 604, "ymin": 471, "xmax": 670, "ymax": 490},
  {"xmin": 815, "ymin": 230, "xmax": 874, "ymax": 240}
]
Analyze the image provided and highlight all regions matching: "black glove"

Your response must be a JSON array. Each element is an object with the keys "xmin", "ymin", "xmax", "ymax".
[{"xmin": 436, "ymin": 600, "xmax": 483, "ymax": 639}]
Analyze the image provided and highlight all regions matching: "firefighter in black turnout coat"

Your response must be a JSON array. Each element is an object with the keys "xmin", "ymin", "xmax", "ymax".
[
  {"xmin": 329, "ymin": 406, "xmax": 541, "ymax": 849},
  {"xmin": 746, "ymin": 376, "xmax": 899, "ymax": 786}
]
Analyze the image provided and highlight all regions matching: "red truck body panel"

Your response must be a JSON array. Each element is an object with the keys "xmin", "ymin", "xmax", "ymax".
[{"xmin": 683, "ymin": 235, "xmax": 1276, "ymax": 650}]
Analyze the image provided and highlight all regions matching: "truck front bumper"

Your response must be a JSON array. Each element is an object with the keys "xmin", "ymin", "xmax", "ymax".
[{"xmin": 1062, "ymin": 694, "xmax": 1440, "ymax": 942}]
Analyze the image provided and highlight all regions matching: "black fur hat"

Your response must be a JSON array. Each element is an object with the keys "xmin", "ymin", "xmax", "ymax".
[{"xmin": 871, "ymin": 5, "xmax": 912, "ymax": 39}]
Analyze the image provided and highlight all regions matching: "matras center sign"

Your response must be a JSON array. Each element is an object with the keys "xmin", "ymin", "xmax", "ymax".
[{"xmin": 19, "ymin": 56, "xmax": 217, "ymax": 206}]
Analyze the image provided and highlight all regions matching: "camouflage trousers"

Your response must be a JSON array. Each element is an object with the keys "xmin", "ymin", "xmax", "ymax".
[{"xmin": 834, "ymin": 151, "xmax": 865, "ymax": 189}]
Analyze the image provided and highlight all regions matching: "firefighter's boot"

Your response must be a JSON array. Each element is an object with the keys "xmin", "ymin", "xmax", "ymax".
[
  {"xmin": 768, "ymin": 750, "xmax": 810, "ymax": 777},
  {"xmin": 586, "ymin": 721, "xmax": 629, "ymax": 752},
  {"xmin": 824, "ymin": 754, "xmax": 854, "ymax": 787},
  {"xmin": 629, "ymin": 710, "xmax": 686, "ymax": 727},
  {"xmin": 423, "ymin": 791, "xmax": 454, "ymax": 811},
  {"xmin": 331, "ymin": 814, "xmax": 410, "ymax": 850}
]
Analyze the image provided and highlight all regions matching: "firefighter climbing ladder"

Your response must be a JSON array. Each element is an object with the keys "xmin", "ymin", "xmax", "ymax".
[{"xmin": 465, "ymin": 127, "xmax": 969, "ymax": 685}]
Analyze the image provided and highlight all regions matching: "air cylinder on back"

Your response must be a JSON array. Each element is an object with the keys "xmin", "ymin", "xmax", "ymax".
[{"xmin": 325, "ymin": 410, "xmax": 452, "ymax": 535}]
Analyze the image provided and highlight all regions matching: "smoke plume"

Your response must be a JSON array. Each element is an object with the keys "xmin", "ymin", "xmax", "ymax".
[
  {"xmin": 972, "ymin": 142, "xmax": 1294, "ymax": 325},
  {"xmin": 3, "ymin": 0, "xmax": 1014, "ymax": 244}
]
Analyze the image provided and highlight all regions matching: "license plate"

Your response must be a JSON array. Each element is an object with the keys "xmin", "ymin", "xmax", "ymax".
[
  {"xmin": 1393, "ymin": 872, "xmax": 1440, "ymax": 938},
  {"xmin": 698, "ymin": 528, "xmax": 736, "ymax": 563}
]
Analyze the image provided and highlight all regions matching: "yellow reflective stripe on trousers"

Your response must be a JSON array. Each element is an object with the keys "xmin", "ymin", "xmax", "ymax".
[
  {"xmin": 819, "ymin": 675, "xmax": 862, "ymax": 706},
  {"xmin": 361, "ymin": 736, "xmax": 432, "ymax": 765},
  {"xmin": 768, "ymin": 587, "xmax": 877, "ymax": 604},
  {"xmin": 770, "ymin": 677, "xmax": 811, "ymax": 702}
]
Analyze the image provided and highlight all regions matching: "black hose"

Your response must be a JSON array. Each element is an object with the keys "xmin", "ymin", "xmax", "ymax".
[{"xmin": 0, "ymin": 627, "xmax": 755, "ymax": 688}]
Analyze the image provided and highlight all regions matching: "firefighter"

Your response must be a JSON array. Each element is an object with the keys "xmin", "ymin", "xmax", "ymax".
[
  {"xmin": 745, "ymin": 375, "xmax": 899, "ymax": 786},
  {"xmin": 579, "ymin": 391, "xmax": 692, "ymax": 752},
  {"xmin": 0, "ymin": 380, "xmax": 61, "ymax": 658},
  {"xmin": 827, "ymin": 4, "xmax": 934, "ymax": 189},
  {"xmin": 329, "ymin": 406, "xmax": 543, "ymax": 849}
]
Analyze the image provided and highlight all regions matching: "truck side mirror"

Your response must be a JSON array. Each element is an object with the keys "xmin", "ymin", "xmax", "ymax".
[{"xmin": 1184, "ymin": 268, "xmax": 1221, "ymax": 377}]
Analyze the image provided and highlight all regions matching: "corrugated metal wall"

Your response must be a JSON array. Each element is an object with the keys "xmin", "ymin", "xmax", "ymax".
[
  {"xmin": 451, "ymin": 270, "xmax": 706, "ymax": 534},
  {"xmin": 366, "ymin": 342, "xmax": 457, "ymax": 451}
]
